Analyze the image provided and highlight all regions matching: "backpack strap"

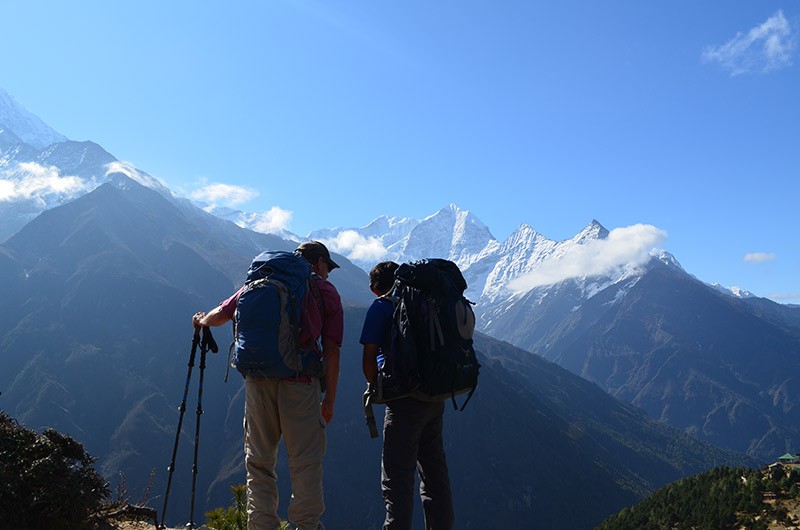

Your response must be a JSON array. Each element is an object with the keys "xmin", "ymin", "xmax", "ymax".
[
  {"xmin": 307, "ymin": 276, "xmax": 326, "ymax": 352},
  {"xmin": 307, "ymin": 276, "xmax": 325, "ymax": 317},
  {"xmin": 305, "ymin": 277, "xmax": 328, "ymax": 389},
  {"xmin": 428, "ymin": 298, "xmax": 445, "ymax": 349}
]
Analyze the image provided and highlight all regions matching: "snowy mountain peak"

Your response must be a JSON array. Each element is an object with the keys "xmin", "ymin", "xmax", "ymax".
[
  {"xmin": 105, "ymin": 161, "xmax": 172, "ymax": 196},
  {"xmin": 426, "ymin": 203, "xmax": 471, "ymax": 223},
  {"xmin": 392, "ymin": 204, "xmax": 495, "ymax": 267},
  {"xmin": 709, "ymin": 283, "xmax": 755, "ymax": 299},
  {"xmin": 0, "ymin": 87, "xmax": 67, "ymax": 149},
  {"xmin": 654, "ymin": 250, "xmax": 683, "ymax": 270},
  {"xmin": 572, "ymin": 219, "xmax": 609, "ymax": 243},
  {"xmin": 303, "ymin": 204, "xmax": 497, "ymax": 272},
  {"xmin": 361, "ymin": 215, "xmax": 419, "ymax": 237}
]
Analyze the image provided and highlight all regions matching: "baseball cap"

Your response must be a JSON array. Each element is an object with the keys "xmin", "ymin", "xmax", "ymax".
[{"xmin": 296, "ymin": 240, "xmax": 340, "ymax": 270}]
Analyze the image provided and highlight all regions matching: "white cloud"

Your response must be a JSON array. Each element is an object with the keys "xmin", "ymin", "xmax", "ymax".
[
  {"xmin": 702, "ymin": 11, "xmax": 796, "ymax": 75},
  {"xmin": 323, "ymin": 230, "xmax": 388, "ymax": 262},
  {"xmin": 770, "ymin": 292, "xmax": 800, "ymax": 302},
  {"xmin": 250, "ymin": 206, "xmax": 293, "ymax": 233},
  {"xmin": 0, "ymin": 162, "xmax": 87, "ymax": 203},
  {"xmin": 190, "ymin": 182, "xmax": 258, "ymax": 207},
  {"xmin": 508, "ymin": 224, "xmax": 668, "ymax": 292},
  {"xmin": 105, "ymin": 161, "xmax": 167, "ymax": 190},
  {"xmin": 743, "ymin": 252, "xmax": 776, "ymax": 263}
]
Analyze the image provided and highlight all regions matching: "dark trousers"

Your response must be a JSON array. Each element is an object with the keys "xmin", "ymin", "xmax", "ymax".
[{"xmin": 381, "ymin": 398, "xmax": 454, "ymax": 530}]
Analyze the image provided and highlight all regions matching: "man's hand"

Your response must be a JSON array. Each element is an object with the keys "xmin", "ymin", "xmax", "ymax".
[
  {"xmin": 192, "ymin": 311, "xmax": 206, "ymax": 330},
  {"xmin": 192, "ymin": 307, "xmax": 230, "ymax": 329},
  {"xmin": 321, "ymin": 398, "xmax": 334, "ymax": 424}
]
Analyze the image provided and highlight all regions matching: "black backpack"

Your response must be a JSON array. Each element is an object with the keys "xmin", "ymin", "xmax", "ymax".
[{"xmin": 373, "ymin": 258, "xmax": 480, "ymax": 410}]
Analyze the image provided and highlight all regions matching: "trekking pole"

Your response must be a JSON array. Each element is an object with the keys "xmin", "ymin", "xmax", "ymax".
[
  {"xmin": 158, "ymin": 328, "xmax": 201, "ymax": 529},
  {"xmin": 187, "ymin": 326, "xmax": 217, "ymax": 529}
]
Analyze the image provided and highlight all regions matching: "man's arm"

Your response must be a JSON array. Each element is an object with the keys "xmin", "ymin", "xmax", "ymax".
[
  {"xmin": 192, "ymin": 305, "xmax": 232, "ymax": 329},
  {"xmin": 362, "ymin": 343, "xmax": 379, "ymax": 384},
  {"xmin": 321, "ymin": 337, "xmax": 340, "ymax": 424}
]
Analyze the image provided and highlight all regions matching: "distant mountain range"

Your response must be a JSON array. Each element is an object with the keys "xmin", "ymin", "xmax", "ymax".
[
  {"xmin": 0, "ymin": 87, "xmax": 759, "ymax": 528},
  {"xmin": 299, "ymin": 202, "xmax": 800, "ymax": 462},
  {"xmin": 0, "ymin": 175, "xmax": 749, "ymax": 529}
]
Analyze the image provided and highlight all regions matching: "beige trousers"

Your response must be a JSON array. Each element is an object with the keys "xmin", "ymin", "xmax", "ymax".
[{"xmin": 244, "ymin": 375, "xmax": 327, "ymax": 530}]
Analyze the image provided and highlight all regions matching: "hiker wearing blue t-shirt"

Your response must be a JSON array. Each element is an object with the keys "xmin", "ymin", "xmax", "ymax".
[{"xmin": 360, "ymin": 261, "xmax": 454, "ymax": 530}]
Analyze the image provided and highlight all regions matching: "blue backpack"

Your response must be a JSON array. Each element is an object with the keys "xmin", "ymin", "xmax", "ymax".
[
  {"xmin": 374, "ymin": 258, "xmax": 480, "ymax": 410},
  {"xmin": 232, "ymin": 250, "xmax": 324, "ymax": 378}
]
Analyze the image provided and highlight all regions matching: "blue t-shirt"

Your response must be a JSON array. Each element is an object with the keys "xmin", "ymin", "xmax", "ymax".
[{"xmin": 359, "ymin": 297, "xmax": 393, "ymax": 353}]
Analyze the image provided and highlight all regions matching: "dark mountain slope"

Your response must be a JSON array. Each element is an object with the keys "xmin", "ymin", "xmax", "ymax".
[
  {"xmin": 472, "ymin": 334, "xmax": 756, "ymax": 495},
  {"xmin": 491, "ymin": 259, "xmax": 800, "ymax": 461},
  {"xmin": 185, "ymin": 312, "xmax": 752, "ymax": 530},
  {"xmin": 0, "ymin": 176, "xmax": 371, "ymax": 523},
  {"xmin": 35, "ymin": 140, "xmax": 118, "ymax": 177}
]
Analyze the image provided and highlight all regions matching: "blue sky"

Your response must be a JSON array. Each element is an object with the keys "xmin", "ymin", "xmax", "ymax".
[{"xmin": 1, "ymin": 1, "xmax": 798, "ymax": 303}]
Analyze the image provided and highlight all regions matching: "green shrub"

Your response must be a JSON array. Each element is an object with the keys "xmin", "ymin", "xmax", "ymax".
[
  {"xmin": 205, "ymin": 484, "xmax": 291, "ymax": 530},
  {"xmin": 0, "ymin": 411, "xmax": 109, "ymax": 529}
]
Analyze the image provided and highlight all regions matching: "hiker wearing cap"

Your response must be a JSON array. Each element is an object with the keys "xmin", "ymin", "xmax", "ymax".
[{"xmin": 192, "ymin": 241, "xmax": 343, "ymax": 530}]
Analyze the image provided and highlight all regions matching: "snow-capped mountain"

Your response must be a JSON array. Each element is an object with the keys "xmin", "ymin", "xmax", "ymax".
[
  {"xmin": 0, "ymin": 89, "xmax": 178, "ymax": 242},
  {"xmin": 310, "ymin": 214, "xmax": 419, "ymax": 245},
  {"xmin": 0, "ymin": 86, "xmax": 747, "ymax": 326},
  {"xmin": 309, "ymin": 204, "xmax": 496, "ymax": 273},
  {"xmin": 709, "ymin": 283, "xmax": 755, "ymax": 299},
  {"xmin": 0, "ymin": 88, "xmax": 67, "ymax": 149},
  {"xmin": 305, "ymin": 209, "xmax": 679, "ymax": 331},
  {"xmin": 202, "ymin": 204, "xmax": 302, "ymax": 242},
  {"xmin": 7, "ymin": 85, "xmax": 800, "ymax": 464}
]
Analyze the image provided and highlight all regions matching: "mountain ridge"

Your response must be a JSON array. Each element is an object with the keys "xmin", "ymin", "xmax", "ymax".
[
  {"xmin": 0, "ymin": 176, "xmax": 754, "ymax": 529},
  {"xmin": 3, "ymin": 84, "xmax": 797, "ymax": 472},
  {"xmin": 0, "ymin": 87, "xmax": 67, "ymax": 148}
]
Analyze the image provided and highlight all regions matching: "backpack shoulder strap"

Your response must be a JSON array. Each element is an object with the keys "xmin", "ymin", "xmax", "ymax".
[
  {"xmin": 377, "ymin": 287, "xmax": 397, "ymax": 305},
  {"xmin": 307, "ymin": 276, "xmax": 325, "ymax": 317}
]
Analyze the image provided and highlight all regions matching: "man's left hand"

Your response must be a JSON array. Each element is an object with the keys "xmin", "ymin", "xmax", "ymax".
[{"xmin": 321, "ymin": 399, "xmax": 334, "ymax": 424}]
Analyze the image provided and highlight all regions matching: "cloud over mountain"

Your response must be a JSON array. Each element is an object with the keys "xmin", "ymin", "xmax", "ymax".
[
  {"xmin": 190, "ymin": 182, "xmax": 258, "ymax": 206},
  {"xmin": 246, "ymin": 206, "xmax": 294, "ymax": 233},
  {"xmin": 508, "ymin": 224, "xmax": 667, "ymax": 292},
  {"xmin": 0, "ymin": 162, "xmax": 88, "ymax": 202},
  {"xmin": 322, "ymin": 230, "xmax": 388, "ymax": 261}
]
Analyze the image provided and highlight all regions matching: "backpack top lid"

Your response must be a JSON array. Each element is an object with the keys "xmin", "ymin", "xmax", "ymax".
[
  {"xmin": 245, "ymin": 250, "xmax": 311, "ymax": 290},
  {"xmin": 395, "ymin": 258, "xmax": 467, "ymax": 298}
]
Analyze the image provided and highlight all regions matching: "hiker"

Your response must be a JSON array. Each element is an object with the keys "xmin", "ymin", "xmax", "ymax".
[
  {"xmin": 192, "ymin": 241, "xmax": 344, "ymax": 530},
  {"xmin": 360, "ymin": 261, "xmax": 455, "ymax": 530}
]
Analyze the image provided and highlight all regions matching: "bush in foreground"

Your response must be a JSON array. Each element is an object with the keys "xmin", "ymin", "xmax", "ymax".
[{"xmin": 0, "ymin": 411, "xmax": 109, "ymax": 529}]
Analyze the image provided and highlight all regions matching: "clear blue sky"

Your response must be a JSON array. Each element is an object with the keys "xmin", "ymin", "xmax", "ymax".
[{"xmin": 1, "ymin": 1, "xmax": 797, "ymax": 303}]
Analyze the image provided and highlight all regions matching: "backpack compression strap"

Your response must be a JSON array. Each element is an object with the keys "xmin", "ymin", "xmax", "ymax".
[{"xmin": 428, "ymin": 298, "xmax": 445, "ymax": 350}]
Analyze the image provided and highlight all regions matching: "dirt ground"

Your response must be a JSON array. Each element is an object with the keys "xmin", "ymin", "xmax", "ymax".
[
  {"xmin": 110, "ymin": 522, "xmax": 197, "ymax": 530},
  {"xmin": 112, "ymin": 523, "xmax": 161, "ymax": 530}
]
